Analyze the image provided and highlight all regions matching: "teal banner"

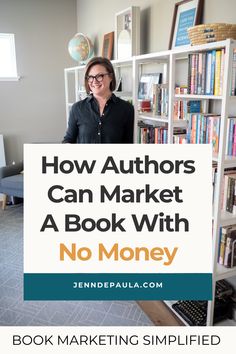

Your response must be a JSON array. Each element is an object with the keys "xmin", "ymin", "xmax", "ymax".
[{"xmin": 24, "ymin": 273, "xmax": 212, "ymax": 300}]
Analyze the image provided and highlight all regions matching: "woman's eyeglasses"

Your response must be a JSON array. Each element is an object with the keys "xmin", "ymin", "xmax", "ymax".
[{"xmin": 86, "ymin": 73, "xmax": 110, "ymax": 83}]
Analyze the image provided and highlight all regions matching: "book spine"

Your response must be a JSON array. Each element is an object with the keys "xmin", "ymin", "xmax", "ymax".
[
  {"xmin": 225, "ymin": 118, "xmax": 230, "ymax": 156},
  {"xmin": 194, "ymin": 53, "xmax": 199, "ymax": 95},
  {"xmin": 223, "ymin": 236, "xmax": 231, "ymax": 267},
  {"xmin": 157, "ymin": 86, "xmax": 161, "ymax": 115},
  {"xmin": 191, "ymin": 114, "xmax": 197, "ymax": 143},
  {"xmin": 205, "ymin": 116, "xmax": 209, "ymax": 143},
  {"xmin": 205, "ymin": 51, "xmax": 212, "ymax": 95},
  {"xmin": 222, "ymin": 175, "xmax": 229, "ymax": 211},
  {"xmin": 228, "ymin": 118, "xmax": 234, "ymax": 156},
  {"xmin": 219, "ymin": 48, "xmax": 225, "ymax": 96},
  {"xmin": 161, "ymin": 88, "xmax": 164, "ymax": 116},
  {"xmin": 201, "ymin": 52, "xmax": 207, "ymax": 94},
  {"xmin": 138, "ymin": 126, "xmax": 141, "ymax": 144},
  {"xmin": 211, "ymin": 116, "xmax": 219, "ymax": 153},
  {"xmin": 208, "ymin": 116, "xmax": 214, "ymax": 146},
  {"xmin": 196, "ymin": 114, "xmax": 201, "ymax": 144},
  {"xmin": 164, "ymin": 129, "xmax": 168, "ymax": 144},
  {"xmin": 200, "ymin": 115, "xmax": 204, "ymax": 144},
  {"xmin": 231, "ymin": 49, "xmax": 236, "ymax": 95},
  {"xmin": 215, "ymin": 117, "xmax": 221, "ymax": 153},
  {"xmin": 219, "ymin": 227, "xmax": 227, "ymax": 265},
  {"xmin": 187, "ymin": 54, "xmax": 192, "ymax": 94},
  {"xmin": 197, "ymin": 53, "xmax": 203, "ymax": 95},
  {"xmin": 214, "ymin": 50, "xmax": 221, "ymax": 95},
  {"xmin": 152, "ymin": 83, "xmax": 157, "ymax": 114},
  {"xmin": 186, "ymin": 114, "xmax": 192, "ymax": 143},
  {"xmin": 226, "ymin": 176, "xmax": 235, "ymax": 213},
  {"xmin": 233, "ymin": 183, "xmax": 236, "ymax": 214},
  {"xmin": 183, "ymin": 100, "xmax": 188, "ymax": 120},
  {"xmin": 232, "ymin": 122, "xmax": 236, "ymax": 156},
  {"xmin": 155, "ymin": 127, "xmax": 158, "ymax": 144},
  {"xmin": 210, "ymin": 50, "xmax": 216, "ymax": 95}
]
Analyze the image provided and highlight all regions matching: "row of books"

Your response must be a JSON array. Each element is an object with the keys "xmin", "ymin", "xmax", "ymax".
[
  {"xmin": 137, "ymin": 122, "xmax": 188, "ymax": 144},
  {"xmin": 222, "ymin": 172, "xmax": 236, "ymax": 215},
  {"xmin": 187, "ymin": 49, "xmax": 225, "ymax": 95},
  {"xmin": 137, "ymin": 123, "xmax": 168, "ymax": 144},
  {"xmin": 186, "ymin": 113, "xmax": 220, "ymax": 153},
  {"xmin": 139, "ymin": 113, "xmax": 236, "ymax": 158},
  {"xmin": 212, "ymin": 166, "xmax": 236, "ymax": 213},
  {"xmin": 226, "ymin": 117, "xmax": 236, "ymax": 156},
  {"xmin": 152, "ymin": 83, "xmax": 168, "ymax": 116},
  {"xmin": 174, "ymin": 87, "xmax": 201, "ymax": 120},
  {"xmin": 186, "ymin": 114, "xmax": 236, "ymax": 155},
  {"xmin": 218, "ymin": 224, "xmax": 236, "ymax": 268},
  {"xmin": 152, "ymin": 85, "xmax": 201, "ymax": 119},
  {"xmin": 173, "ymin": 135, "xmax": 187, "ymax": 144},
  {"xmin": 212, "ymin": 163, "xmax": 218, "ymax": 205},
  {"xmin": 146, "ymin": 113, "xmax": 236, "ymax": 159}
]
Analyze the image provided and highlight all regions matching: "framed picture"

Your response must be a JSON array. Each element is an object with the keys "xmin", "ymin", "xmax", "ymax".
[
  {"xmin": 115, "ymin": 6, "xmax": 140, "ymax": 59},
  {"xmin": 102, "ymin": 32, "xmax": 114, "ymax": 60},
  {"xmin": 138, "ymin": 73, "xmax": 162, "ymax": 100},
  {"xmin": 169, "ymin": 0, "xmax": 204, "ymax": 49}
]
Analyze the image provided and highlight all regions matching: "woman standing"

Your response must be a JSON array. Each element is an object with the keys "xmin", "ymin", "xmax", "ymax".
[{"xmin": 63, "ymin": 57, "xmax": 134, "ymax": 143}]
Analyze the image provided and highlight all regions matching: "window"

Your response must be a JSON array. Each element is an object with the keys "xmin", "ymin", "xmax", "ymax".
[{"xmin": 0, "ymin": 33, "xmax": 19, "ymax": 80}]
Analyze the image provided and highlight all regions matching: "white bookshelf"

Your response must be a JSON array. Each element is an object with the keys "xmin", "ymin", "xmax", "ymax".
[
  {"xmin": 172, "ymin": 39, "xmax": 236, "ymax": 326},
  {"xmin": 64, "ymin": 65, "xmax": 86, "ymax": 123},
  {"xmin": 135, "ymin": 39, "xmax": 236, "ymax": 326},
  {"xmin": 64, "ymin": 39, "xmax": 236, "ymax": 326}
]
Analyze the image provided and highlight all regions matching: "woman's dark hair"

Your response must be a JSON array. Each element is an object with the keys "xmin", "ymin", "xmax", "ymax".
[{"xmin": 84, "ymin": 56, "xmax": 116, "ymax": 94}]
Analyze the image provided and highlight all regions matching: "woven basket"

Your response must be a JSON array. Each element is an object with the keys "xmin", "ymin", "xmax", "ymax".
[{"xmin": 188, "ymin": 23, "xmax": 236, "ymax": 45}]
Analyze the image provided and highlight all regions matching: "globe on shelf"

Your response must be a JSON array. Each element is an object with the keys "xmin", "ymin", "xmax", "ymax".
[{"xmin": 68, "ymin": 33, "xmax": 94, "ymax": 64}]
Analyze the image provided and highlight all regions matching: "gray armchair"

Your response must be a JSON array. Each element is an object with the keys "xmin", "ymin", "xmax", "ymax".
[{"xmin": 0, "ymin": 161, "xmax": 23, "ymax": 210}]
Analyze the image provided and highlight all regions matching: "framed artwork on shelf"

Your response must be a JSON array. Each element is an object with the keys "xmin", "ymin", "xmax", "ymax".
[
  {"xmin": 115, "ymin": 6, "xmax": 140, "ymax": 59},
  {"xmin": 138, "ymin": 73, "xmax": 163, "ymax": 100},
  {"xmin": 169, "ymin": 0, "xmax": 204, "ymax": 49},
  {"xmin": 102, "ymin": 32, "xmax": 114, "ymax": 60}
]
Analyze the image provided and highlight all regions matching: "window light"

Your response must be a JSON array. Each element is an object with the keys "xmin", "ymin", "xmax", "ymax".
[{"xmin": 0, "ymin": 33, "xmax": 19, "ymax": 80}]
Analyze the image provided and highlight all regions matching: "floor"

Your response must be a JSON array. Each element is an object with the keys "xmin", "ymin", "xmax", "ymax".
[{"xmin": 0, "ymin": 204, "xmax": 153, "ymax": 326}]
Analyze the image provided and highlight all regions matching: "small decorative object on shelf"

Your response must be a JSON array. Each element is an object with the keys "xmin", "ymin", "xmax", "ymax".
[
  {"xmin": 68, "ymin": 33, "xmax": 94, "ymax": 64},
  {"xmin": 138, "ymin": 99, "xmax": 151, "ymax": 112},
  {"xmin": 188, "ymin": 23, "xmax": 236, "ymax": 45},
  {"xmin": 102, "ymin": 32, "xmax": 114, "ymax": 60},
  {"xmin": 115, "ymin": 6, "xmax": 140, "ymax": 59},
  {"xmin": 138, "ymin": 73, "xmax": 162, "ymax": 101},
  {"xmin": 169, "ymin": 0, "xmax": 204, "ymax": 49}
]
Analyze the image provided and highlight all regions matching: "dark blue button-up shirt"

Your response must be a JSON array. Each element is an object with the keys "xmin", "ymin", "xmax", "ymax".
[{"xmin": 63, "ymin": 94, "xmax": 134, "ymax": 143}]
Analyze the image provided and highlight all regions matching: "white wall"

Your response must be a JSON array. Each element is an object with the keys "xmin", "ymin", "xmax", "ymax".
[
  {"xmin": 77, "ymin": 0, "xmax": 236, "ymax": 55},
  {"xmin": 0, "ymin": 0, "xmax": 77, "ymax": 163}
]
